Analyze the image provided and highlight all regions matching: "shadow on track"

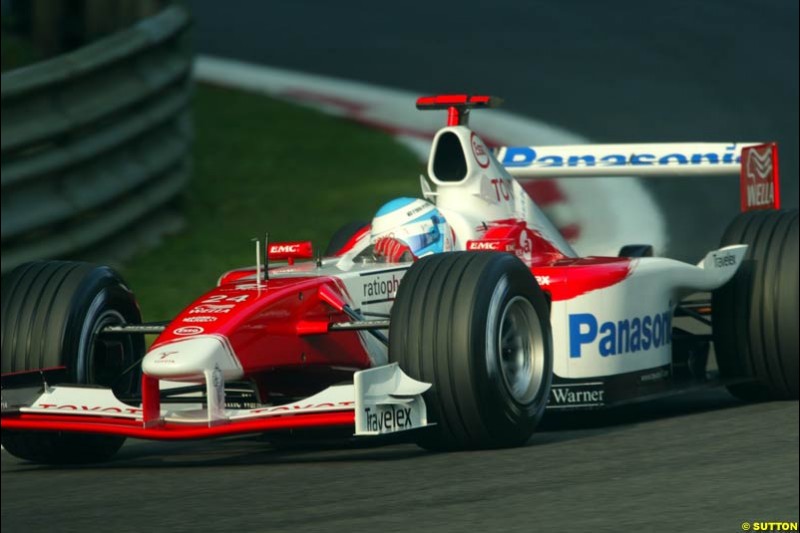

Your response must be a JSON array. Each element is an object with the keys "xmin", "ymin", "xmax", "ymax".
[
  {"xmin": 540, "ymin": 387, "xmax": 743, "ymax": 431},
  {"xmin": 4, "ymin": 388, "xmax": 746, "ymax": 472}
]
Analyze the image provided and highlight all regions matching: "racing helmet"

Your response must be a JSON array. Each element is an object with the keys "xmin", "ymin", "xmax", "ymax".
[{"xmin": 371, "ymin": 198, "xmax": 454, "ymax": 257}]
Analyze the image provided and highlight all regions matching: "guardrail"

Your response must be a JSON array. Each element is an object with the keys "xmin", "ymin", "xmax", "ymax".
[{"xmin": 1, "ymin": 6, "xmax": 192, "ymax": 273}]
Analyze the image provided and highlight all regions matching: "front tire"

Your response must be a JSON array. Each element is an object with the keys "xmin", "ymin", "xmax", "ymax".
[
  {"xmin": 712, "ymin": 209, "xmax": 799, "ymax": 400},
  {"xmin": 389, "ymin": 252, "xmax": 553, "ymax": 450},
  {"xmin": 1, "ymin": 261, "xmax": 145, "ymax": 464}
]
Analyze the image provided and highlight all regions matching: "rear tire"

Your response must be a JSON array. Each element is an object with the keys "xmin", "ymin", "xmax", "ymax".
[
  {"xmin": 711, "ymin": 209, "xmax": 799, "ymax": 400},
  {"xmin": 1, "ymin": 261, "xmax": 144, "ymax": 463},
  {"xmin": 389, "ymin": 252, "xmax": 553, "ymax": 450}
]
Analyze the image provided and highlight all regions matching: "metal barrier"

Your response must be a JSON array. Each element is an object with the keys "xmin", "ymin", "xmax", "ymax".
[{"xmin": 1, "ymin": 6, "xmax": 192, "ymax": 273}]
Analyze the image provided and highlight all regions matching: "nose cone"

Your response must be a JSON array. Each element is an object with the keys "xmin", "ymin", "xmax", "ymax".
[{"xmin": 142, "ymin": 336, "xmax": 243, "ymax": 382}]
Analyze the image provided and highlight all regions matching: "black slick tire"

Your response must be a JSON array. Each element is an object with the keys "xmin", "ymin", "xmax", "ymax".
[
  {"xmin": 712, "ymin": 209, "xmax": 799, "ymax": 400},
  {"xmin": 389, "ymin": 252, "xmax": 553, "ymax": 450},
  {"xmin": 1, "ymin": 261, "xmax": 145, "ymax": 463}
]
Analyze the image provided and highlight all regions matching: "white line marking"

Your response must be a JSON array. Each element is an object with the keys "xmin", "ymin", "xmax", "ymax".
[{"xmin": 195, "ymin": 56, "xmax": 667, "ymax": 257}]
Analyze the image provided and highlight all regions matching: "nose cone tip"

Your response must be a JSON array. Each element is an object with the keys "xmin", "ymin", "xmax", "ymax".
[{"xmin": 142, "ymin": 336, "xmax": 243, "ymax": 382}]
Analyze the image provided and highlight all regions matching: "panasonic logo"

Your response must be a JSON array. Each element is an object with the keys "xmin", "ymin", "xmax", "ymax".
[
  {"xmin": 502, "ymin": 147, "xmax": 740, "ymax": 168},
  {"xmin": 569, "ymin": 310, "xmax": 672, "ymax": 358}
]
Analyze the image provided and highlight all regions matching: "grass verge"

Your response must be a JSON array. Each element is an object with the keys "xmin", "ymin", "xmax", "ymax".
[{"xmin": 120, "ymin": 84, "xmax": 422, "ymax": 320}]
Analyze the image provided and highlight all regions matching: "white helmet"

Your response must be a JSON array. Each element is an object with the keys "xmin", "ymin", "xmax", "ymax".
[{"xmin": 371, "ymin": 198, "xmax": 453, "ymax": 257}]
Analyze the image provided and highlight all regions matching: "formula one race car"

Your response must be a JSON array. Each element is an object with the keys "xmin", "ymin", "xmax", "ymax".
[{"xmin": 2, "ymin": 95, "xmax": 797, "ymax": 464}]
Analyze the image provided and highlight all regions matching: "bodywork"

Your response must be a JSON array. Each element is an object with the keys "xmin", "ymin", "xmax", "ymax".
[{"xmin": 1, "ymin": 95, "xmax": 779, "ymax": 440}]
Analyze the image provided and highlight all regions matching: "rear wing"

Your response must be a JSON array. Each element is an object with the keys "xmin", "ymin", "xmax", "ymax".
[
  {"xmin": 497, "ymin": 142, "xmax": 780, "ymax": 212},
  {"xmin": 413, "ymin": 95, "xmax": 780, "ymax": 213}
]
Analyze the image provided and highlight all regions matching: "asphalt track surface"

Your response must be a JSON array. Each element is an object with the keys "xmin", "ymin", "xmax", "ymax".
[
  {"xmin": 2, "ymin": 390, "xmax": 798, "ymax": 532},
  {"xmin": 2, "ymin": 2, "xmax": 798, "ymax": 531}
]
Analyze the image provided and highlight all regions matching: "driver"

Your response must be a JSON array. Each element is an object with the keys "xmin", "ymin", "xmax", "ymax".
[{"xmin": 370, "ymin": 197, "xmax": 454, "ymax": 262}]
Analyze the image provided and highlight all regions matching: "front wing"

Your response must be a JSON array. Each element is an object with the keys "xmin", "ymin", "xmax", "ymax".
[{"xmin": 0, "ymin": 364, "xmax": 431, "ymax": 441}]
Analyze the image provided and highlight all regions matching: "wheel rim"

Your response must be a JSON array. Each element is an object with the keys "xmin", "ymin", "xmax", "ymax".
[
  {"xmin": 77, "ymin": 292, "xmax": 137, "ymax": 393},
  {"xmin": 497, "ymin": 296, "xmax": 545, "ymax": 405},
  {"xmin": 90, "ymin": 310, "xmax": 132, "ymax": 389}
]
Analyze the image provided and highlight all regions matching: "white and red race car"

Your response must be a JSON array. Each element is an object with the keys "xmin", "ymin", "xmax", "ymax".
[{"xmin": 1, "ymin": 95, "xmax": 796, "ymax": 463}]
